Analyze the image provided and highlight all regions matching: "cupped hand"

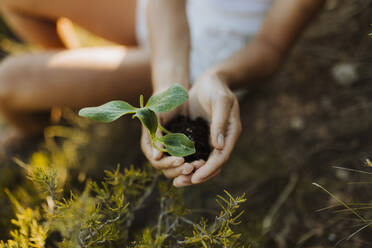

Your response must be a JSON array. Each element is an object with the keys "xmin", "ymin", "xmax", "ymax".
[{"xmin": 173, "ymin": 71, "xmax": 242, "ymax": 187}]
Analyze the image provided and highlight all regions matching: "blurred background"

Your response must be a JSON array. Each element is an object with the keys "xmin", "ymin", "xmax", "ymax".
[{"xmin": 0, "ymin": 0, "xmax": 372, "ymax": 247}]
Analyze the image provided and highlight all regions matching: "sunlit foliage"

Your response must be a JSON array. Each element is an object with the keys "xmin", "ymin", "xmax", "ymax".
[{"xmin": 0, "ymin": 111, "xmax": 249, "ymax": 247}]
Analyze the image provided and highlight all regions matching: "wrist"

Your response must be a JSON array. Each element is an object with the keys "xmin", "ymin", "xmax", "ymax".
[
  {"xmin": 203, "ymin": 67, "xmax": 231, "ymax": 87},
  {"xmin": 203, "ymin": 37, "xmax": 284, "ymax": 89},
  {"xmin": 152, "ymin": 63, "xmax": 191, "ymax": 93},
  {"xmin": 153, "ymin": 81, "xmax": 190, "ymax": 93}
]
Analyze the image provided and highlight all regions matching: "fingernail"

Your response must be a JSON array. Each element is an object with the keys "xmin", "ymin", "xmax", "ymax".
[
  {"xmin": 217, "ymin": 133, "xmax": 224, "ymax": 148},
  {"xmin": 173, "ymin": 157, "xmax": 184, "ymax": 167},
  {"xmin": 152, "ymin": 148, "xmax": 160, "ymax": 159},
  {"xmin": 182, "ymin": 164, "xmax": 193, "ymax": 175},
  {"xmin": 192, "ymin": 160, "xmax": 202, "ymax": 167},
  {"xmin": 192, "ymin": 160, "xmax": 206, "ymax": 167}
]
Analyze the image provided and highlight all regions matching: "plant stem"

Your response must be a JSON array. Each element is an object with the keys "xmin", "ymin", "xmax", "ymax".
[
  {"xmin": 158, "ymin": 124, "xmax": 170, "ymax": 134},
  {"xmin": 140, "ymin": 95, "xmax": 144, "ymax": 108},
  {"xmin": 152, "ymin": 140, "xmax": 167, "ymax": 153},
  {"xmin": 313, "ymin": 183, "xmax": 368, "ymax": 224}
]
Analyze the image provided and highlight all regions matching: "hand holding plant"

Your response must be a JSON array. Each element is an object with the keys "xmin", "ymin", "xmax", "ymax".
[{"xmin": 173, "ymin": 71, "xmax": 242, "ymax": 187}]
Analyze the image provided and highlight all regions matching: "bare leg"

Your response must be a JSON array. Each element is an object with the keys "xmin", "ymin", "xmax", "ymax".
[
  {"xmin": 0, "ymin": 0, "xmax": 138, "ymax": 47},
  {"xmin": 0, "ymin": 0, "xmax": 144, "ymax": 154},
  {"xmin": 0, "ymin": 46, "xmax": 151, "ymax": 126},
  {"xmin": 0, "ymin": 47, "xmax": 151, "ymax": 156},
  {"xmin": 0, "ymin": 4, "xmax": 64, "ymax": 49}
]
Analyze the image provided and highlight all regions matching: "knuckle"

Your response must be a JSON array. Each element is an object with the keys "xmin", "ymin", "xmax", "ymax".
[
  {"xmin": 0, "ymin": 57, "xmax": 19, "ymax": 104},
  {"xmin": 218, "ymin": 93, "xmax": 233, "ymax": 104},
  {"xmin": 150, "ymin": 161, "xmax": 162, "ymax": 169},
  {"xmin": 163, "ymin": 171, "xmax": 173, "ymax": 179},
  {"xmin": 151, "ymin": 164, "xmax": 160, "ymax": 170},
  {"xmin": 155, "ymin": 160, "xmax": 172, "ymax": 170}
]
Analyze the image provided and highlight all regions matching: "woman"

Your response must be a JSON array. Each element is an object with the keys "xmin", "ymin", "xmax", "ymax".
[{"xmin": 0, "ymin": 0, "xmax": 325, "ymax": 187}]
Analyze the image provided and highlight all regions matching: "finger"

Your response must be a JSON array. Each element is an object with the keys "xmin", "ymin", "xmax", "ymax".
[
  {"xmin": 163, "ymin": 163, "xmax": 194, "ymax": 179},
  {"xmin": 175, "ymin": 167, "xmax": 221, "ymax": 187},
  {"xmin": 210, "ymin": 94, "xmax": 234, "ymax": 150},
  {"xmin": 191, "ymin": 168, "xmax": 222, "ymax": 185},
  {"xmin": 191, "ymin": 101, "xmax": 241, "ymax": 184},
  {"xmin": 141, "ymin": 128, "xmax": 185, "ymax": 169},
  {"xmin": 191, "ymin": 149, "xmax": 224, "ymax": 184},
  {"xmin": 141, "ymin": 128, "xmax": 162, "ymax": 160},
  {"xmin": 164, "ymin": 160, "xmax": 204, "ymax": 179},
  {"xmin": 152, "ymin": 156, "xmax": 185, "ymax": 170},
  {"xmin": 153, "ymin": 129, "xmax": 164, "ymax": 160},
  {"xmin": 173, "ymin": 160, "xmax": 206, "ymax": 187},
  {"xmin": 173, "ymin": 175, "xmax": 193, "ymax": 187},
  {"xmin": 225, "ymin": 99, "xmax": 242, "ymax": 142},
  {"xmin": 191, "ymin": 159, "xmax": 205, "ymax": 170}
]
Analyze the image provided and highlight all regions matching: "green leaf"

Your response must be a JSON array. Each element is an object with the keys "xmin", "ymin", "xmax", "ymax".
[
  {"xmin": 160, "ymin": 133, "xmax": 195, "ymax": 157},
  {"xmin": 135, "ymin": 108, "xmax": 158, "ymax": 137},
  {"xmin": 79, "ymin": 101, "xmax": 137, "ymax": 123},
  {"xmin": 146, "ymin": 84, "xmax": 188, "ymax": 113}
]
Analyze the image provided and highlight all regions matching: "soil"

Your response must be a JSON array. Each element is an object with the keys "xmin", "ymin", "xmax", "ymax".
[{"xmin": 165, "ymin": 115, "xmax": 211, "ymax": 162}]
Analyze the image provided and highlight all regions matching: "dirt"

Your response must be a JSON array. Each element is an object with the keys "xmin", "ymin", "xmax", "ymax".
[{"xmin": 165, "ymin": 115, "xmax": 211, "ymax": 162}]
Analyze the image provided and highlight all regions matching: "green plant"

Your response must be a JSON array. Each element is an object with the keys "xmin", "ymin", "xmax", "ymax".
[
  {"xmin": 0, "ymin": 109, "xmax": 249, "ymax": 247},
  {"xmin": 313, "ymin": 160, "xmax": 372, "ymax": 244},
  {"xmin": 2, "ymin": 163, "xmax": 248, "ymax": 247},
  {"xmin": 78, "ymin": 84, "xmax": 195, "ymax": 157}
]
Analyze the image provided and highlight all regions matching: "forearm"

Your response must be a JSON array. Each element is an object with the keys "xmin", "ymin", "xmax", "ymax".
[
  {"xmin": 210, "ymin": 0, "xmax": 326, "ymax": 89},
  {"xmin": 147, "ymin": 0, "xmax": 190, "ymax": 92},
  {"xmin": 210, "ymin": 38, "xmax": 282, "ymax": 89}
]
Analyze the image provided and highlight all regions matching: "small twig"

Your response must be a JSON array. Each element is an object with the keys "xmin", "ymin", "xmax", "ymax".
[
  {"xmin": 124, "ymin": 173, "xmax": 158, "ymax": 231},
  {"xmin": 263, "ymin": 174, "xmax": 299, "ymax": 233},
  {"xmin": 167, "ymin": 217, "xmax": 179, "ymax": 234},
  {"xmin": 157, "ymin": 197, "xmax": 166, "ymax": 238},
  {"xmin": 313, "ymin": 183, "xmax": 368, "ymax": 224},
  {"xmin": 179, "ymin": 217, "xmax": 203, "ymax": 232},
  {"xmin": 346, "ymin": 223, "xmax": 372, "ymax": 241},
  {"xmin": 332, "ymin": 166, "xmax": 372, "ymax": 176}
]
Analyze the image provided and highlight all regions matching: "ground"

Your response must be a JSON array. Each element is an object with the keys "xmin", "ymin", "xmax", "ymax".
[{"xmin": 0, "ymin": 0, "xmax": 372, "ymax": 247}]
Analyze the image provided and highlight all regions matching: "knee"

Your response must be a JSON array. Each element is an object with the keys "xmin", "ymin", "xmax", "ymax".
[
  {"xmin": 0, "ymin": 57, "xmax": 21, "ymax": 108},
  {"xmin": 0, "ymin": 0, "xmax": 13, "ymax": 12},
  {"xmin": 1, "ymin": 0, "xmax": 39, "ymax": 11},
  {"xmin": 0, "ymin": 0, "xmax": 20, "ymax": 8},
  {"xmin": 0, "ymin": 0, "xmax": 28, "ymax": 14}
]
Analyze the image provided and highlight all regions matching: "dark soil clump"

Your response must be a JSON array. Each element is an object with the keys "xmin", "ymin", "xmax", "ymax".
[{"xmin": 165, "ymin": 116, "xmax": 211, "ymax": 162}]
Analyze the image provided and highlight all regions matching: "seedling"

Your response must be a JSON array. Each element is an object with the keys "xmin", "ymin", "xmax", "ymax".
[{"xmin": 78, "ymin": 84, "xmax": 196, "ymax": 157}]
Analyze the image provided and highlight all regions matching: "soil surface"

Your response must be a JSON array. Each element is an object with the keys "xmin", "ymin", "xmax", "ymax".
[{"xmin": 165, "ymin": 115, "xmax": 211, "ymax": 162}]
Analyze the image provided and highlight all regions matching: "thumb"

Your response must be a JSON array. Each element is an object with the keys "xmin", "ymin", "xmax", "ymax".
[{"xmin": 210, "ymin": 97, "xmax": 232, "ymax": 150}]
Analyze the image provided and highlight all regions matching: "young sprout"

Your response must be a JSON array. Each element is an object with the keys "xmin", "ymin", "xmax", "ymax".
[{"xmin": 79, "ymin": 84, "xmax": 196, "ymax": 157}]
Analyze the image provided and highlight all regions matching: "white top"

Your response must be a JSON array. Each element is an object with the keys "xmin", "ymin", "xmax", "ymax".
[{"xmin": 137, "ymin": 0, "xmax": 273, "ymax": 82}]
